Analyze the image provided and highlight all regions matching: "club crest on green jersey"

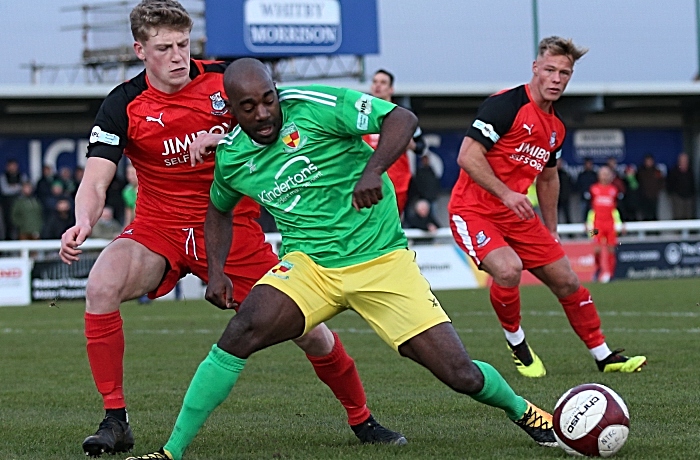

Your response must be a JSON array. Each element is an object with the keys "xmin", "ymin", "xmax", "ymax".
[{"xmin": 281, "ymin": 122, "xmax": 308, "ymax": 153}]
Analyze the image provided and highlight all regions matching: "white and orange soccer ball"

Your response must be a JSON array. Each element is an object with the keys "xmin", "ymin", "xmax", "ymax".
[{"xmin": 553, "ymin": 383, "xmax": 629, "ymax": 457}]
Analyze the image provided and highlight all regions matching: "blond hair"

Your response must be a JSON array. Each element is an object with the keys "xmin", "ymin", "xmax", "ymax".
[
  {"xmin": 130, "ymin": 0, "xmax": 193, "ymax": 43},
  {"xmin": 538, "ymin": 36, "xmax": 588, "ymax": 63}
]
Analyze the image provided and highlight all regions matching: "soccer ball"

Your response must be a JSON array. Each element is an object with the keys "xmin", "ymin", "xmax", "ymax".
[{"xmin": 553, "ymin": 383, "xmax": 629, "ymax": 457}]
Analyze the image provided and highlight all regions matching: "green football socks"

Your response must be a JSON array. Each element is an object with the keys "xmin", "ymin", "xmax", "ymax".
[
  {"xmin": 470, "ymin": 360, "xmax": 528, "ymax": 421},
  {"xmin": 163, "ymin": 345, "xmax": 246, "ymax": 460}
]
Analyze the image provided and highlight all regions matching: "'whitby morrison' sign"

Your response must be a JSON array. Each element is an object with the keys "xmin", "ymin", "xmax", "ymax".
[{"xmin": 205, "ymin": 0, "xmax": 378, "ymax": 57}]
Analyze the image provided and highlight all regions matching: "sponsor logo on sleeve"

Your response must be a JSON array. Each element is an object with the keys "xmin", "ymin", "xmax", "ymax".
[
  {"xmin": 356, "ymin": 113, "xmax": 369, "ymax": 130},
  {"xmin": 355, "ymin": 94, "xmax": 374, "ymax": 115},
  {"xmin": 550, "ymin": 131, "xmax": 557, "ymax": 147},
  {"xmin": 472, "ymin": 119, "xmax": 500, "ymax": 143},
  {"xmin": 89, "ymin": 126, "xmax": 120, "ymax": 146}
]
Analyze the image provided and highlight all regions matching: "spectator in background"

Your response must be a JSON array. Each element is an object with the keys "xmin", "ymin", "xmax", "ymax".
[
  {"xmin": 122, "ymin": 163, "xmax": 138, "ymax": 225},
  {"xmin": 408, "ymin": 153, "xmax": 442, "ymax": 208},
  {"xmin": 556, "ymin": 158, "xmax": 573, "ymax": 223},
  {"xmin": 0, "ymin": 158, "xmax": 28, "ymax": 239},
  {"xmin": 666, "ymin": 152, "xmax": 695, "ymax": 219},
  {"xmin": 35, "ymin": 164, "xmax": 56, "ymax": 207},
  {"xmin": 575, "ymin": 157, "xmax": 597, "ymax": 222},
  {"xmin": 42, "ymin": 198, "xmax": 75, "ymax": 239},
  {"xmin": 106, "ymin": 174, "xmax": 127, "ymax": 226},
  {"xmin": 605, "ymin": 157, "xmax": 627, "ymax": 196},
  {"xmin": 43, "ymin": 180, "xmax": 73, "ymax": 220},
  {"xmin": 91, "ymin": 206, "xmax": 123, "ymax": 240},
  {"xmin": 11, "ymin": 181, "xmax": 43, "ymax": 240},
  {"xmin": 636, "ymin": 153, "xmax": 665, "ymax": 220},
  {"xmin": 404, "ymin": 198, "xmax": 440, "ymax": 234},
  {"xmin": 73, "ymin": 166, "xmax": 85, "ymax": 198},
  {"xmin": 621, "ymin": 164, "xmax": 640, "ymax": 221},
  {"xmin": 58, "ymin": 166, "xmax": 77, "ymax": 197}
]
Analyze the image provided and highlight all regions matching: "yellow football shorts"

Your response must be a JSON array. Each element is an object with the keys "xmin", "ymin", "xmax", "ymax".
[{"xmin": 256, "ymin": 248, "xmax": 451, "ymax": 351}]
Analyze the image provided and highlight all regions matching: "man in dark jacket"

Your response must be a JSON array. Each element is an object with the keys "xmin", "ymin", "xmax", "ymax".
[{"xmin": 666, "ymin": 152, "xmax": 695, "ymax": 219}]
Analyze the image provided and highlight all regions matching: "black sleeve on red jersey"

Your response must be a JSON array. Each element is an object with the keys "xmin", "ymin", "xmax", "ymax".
[
  {"xmin": 201, "ymin": 61, "xmax": 229, "ymax": 74},
  {"xmin": 545, "ymin": 108, "xmax": 567, "ymax": 168},
  {"xmin": 86, "ymin": 72, "xmax": 147, "ymax": 165},
  {"xmin": 466, "ymin": 85, "xmax": 529, "ymax": 151}
]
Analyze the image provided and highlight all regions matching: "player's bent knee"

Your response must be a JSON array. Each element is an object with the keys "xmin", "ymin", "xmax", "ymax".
[
  {"xmin": 443, "ymin": 363, "xmax": 484, "ymax": 395},
  {"xmin": 292, "ymin": 324, "xmax": 334, "ymax": 356},
  {"xmin": 85, "ymin": 277, "xmax": 123, "ymax": 313}
]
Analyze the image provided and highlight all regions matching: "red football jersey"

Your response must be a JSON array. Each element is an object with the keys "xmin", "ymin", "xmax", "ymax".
[
  {"xmin": 87, "ymin": 60, "xmax": 259, "ymax": 228},
  {"xmin": 589, "ymin": 183, "xmax": 618, "ymax": 226},
  {"xmin": 362, "ymin": 133, "xmax": 412, "ymax": 194},
  {"xmin": 448, "ymin": 85, "xmax": 565, "ymax": 218}
]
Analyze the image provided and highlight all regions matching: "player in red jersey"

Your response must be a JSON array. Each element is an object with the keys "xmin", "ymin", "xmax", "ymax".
[
  {"xmin": 586, "ymin": 166, "xmax": 624, "ymax": 283},
  {"xmin": 448, "ymin": 36, "xmax": 647, "ymax": 378},
  {"xmin": 59, "ymin": 1, "xmax": 404, "ymax": 457},
  {"xmin": 362, "ymin": 69, "xmax": 424, "ymax": 214}
]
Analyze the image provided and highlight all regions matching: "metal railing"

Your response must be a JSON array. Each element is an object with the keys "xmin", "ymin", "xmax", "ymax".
[{"xmin": 2, "ymin": 219, "xmax": 700, "ymax": 258}]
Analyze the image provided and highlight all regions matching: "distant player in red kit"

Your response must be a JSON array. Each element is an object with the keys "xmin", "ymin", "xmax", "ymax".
[
  {"xmin": 362, "ymin": 69, "xmax": 424, "ymax": 214},
  {"xmin": 59, "ymin": 1, "xmax": 403, "ymax": 457},
  {"xmin": 448, "ymin": 36, "xmax": 646, "ymax": 378},
  {"xmin": 586, "ymin": 165, "xmax": 624, "ymax": 283}
]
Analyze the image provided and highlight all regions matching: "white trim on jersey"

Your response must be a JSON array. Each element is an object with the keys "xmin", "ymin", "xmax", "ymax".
[
  {"xmin": 451, "ymin": 214, "xmax": 481, "ymax": 266},
  {"xmin": 278, "ymin": 89, "xmax": 337, "ymax": 107},
  {"xmin": 220, "ymin": 125, "xmax": 242, "ymax": 145},
  {"xmin": 278, "ymin": 88, "xmax": 337, "ymax": 102}
]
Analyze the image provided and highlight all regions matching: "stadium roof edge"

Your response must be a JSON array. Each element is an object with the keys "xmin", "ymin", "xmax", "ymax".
[{"xmin": 2, "ymin": 81, "xmax": 700, "ymax": 98}]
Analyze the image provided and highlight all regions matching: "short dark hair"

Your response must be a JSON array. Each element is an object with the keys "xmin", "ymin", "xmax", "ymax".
[
  {"xmin": 130, "ymin": 0, "xmax": 193, "ymax": 43},
  {"xmin": 374, "ymin": 69, "xmax": 394, "ymax": 87}
]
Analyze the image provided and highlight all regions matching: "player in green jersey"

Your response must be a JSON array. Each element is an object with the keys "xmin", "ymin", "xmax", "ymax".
[{"xmin": 128, "ymin": 58, "xmax": 557, "ymax": 460}]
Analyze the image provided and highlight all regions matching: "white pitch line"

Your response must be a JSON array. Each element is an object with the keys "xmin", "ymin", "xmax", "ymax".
[
  {"xmin": 448, "ymin": 310, "xmax": 699, "ymax": 318},
  {"xmin": 2, "ymin": 326, "xmax": 700, "ymax": 335}
]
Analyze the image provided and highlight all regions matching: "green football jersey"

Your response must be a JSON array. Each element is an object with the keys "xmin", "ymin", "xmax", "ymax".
[{"xmin": 211, "ymin": 85, "xmax": 408, "ymax": 268}]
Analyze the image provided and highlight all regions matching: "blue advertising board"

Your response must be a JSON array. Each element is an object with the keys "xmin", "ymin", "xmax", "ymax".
[
  {"xmin": 205, "ymin": 0, "xmax": 379, "ymax": 57},
  {"xmin": 419, "ymin": 128, "xmax": 684, "ymax": 191},
  {"xmin": 559, "ymin": 128, "xmax": 683, "ymax": 177},
  {"xmin": 0, "ymin": 127, "xmax": 684, "ymax": 188},
  {"xmin": 615, "ymin": 240, "xmax": 700, "ymax": 280},
  {"xmin": 0, "ymin": 136, "xmax": 89, "ymax": 183}
]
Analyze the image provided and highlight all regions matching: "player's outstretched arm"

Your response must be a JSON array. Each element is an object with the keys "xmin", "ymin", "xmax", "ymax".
[
  {"xmin": 457, "ymin": 137, "xmax": 534, "ymax": 220},
  {"xmin": 204, "ymin": 199, "xmax": 237, "ymax": 310},
  {"xmin": 188, "ymin": 132, "xmax": 224, "ymax": 166},
  {"xmin": 59, "ymin": 157, "xmax": 117, "ymax": 264},
  {"xmin": 353, "ymin": 107, "xmax": 417, "ymax": 210}
]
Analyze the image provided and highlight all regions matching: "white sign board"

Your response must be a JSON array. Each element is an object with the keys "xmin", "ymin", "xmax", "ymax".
[
  {"xmin": 411, "ymin": 243, "xmax": 483, "ymax": 290},
  {"xmin": 0, "ymin": 257, "xmax": 32, "ymax": 306}
]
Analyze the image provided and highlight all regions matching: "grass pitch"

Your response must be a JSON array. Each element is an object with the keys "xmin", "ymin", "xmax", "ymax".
[{"xmin": 1, "ymin": 278, "xmax": 698, "ymax": 459}]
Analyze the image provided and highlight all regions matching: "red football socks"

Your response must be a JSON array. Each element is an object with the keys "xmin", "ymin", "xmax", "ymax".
[
  {"xmin": 559, "ymin": 286, "xmax": 605, "ymax": 349},
  {"xmin": 489, "ymin": 283, "xmax": 522, "ymax": 333},
  {"xmin": 305, "ymin": 332, "xmax": 370, "ymax": 426},
  {"xmin": 85, "ymin": 311, "xmax": 126, "ymax": 410}
]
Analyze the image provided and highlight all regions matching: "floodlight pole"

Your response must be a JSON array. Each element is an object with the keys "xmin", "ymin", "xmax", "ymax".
[
  {"xmin": 696, "ymin": 0, "xmax": 700, "ymax": 79},
  {"xmin": 532, "ymin": 0, "xmax": 539, "ymax": 58}
]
